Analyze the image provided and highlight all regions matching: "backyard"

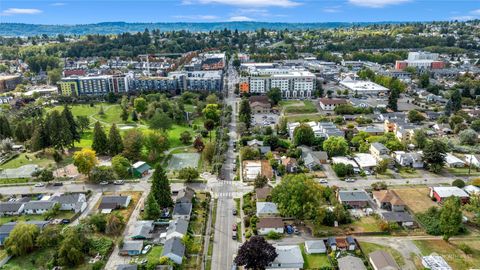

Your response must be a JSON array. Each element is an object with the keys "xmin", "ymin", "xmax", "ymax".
[
  {"xmin": 393, "ymin": 187, "xmax": 437, "ymax": 214},
  {"xmin": 414, "ymin": 239, "xmax": 480, "ymax": 270},
  {"xmin": 299, "ymin": 244, "xmax": 331, "ymax": 269},
  {"xmin": 359, "ymin": 241, "xmax": 405, "ymax": 267}
]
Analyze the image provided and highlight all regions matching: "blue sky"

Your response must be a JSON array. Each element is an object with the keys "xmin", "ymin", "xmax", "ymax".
[{"xmin": 1, "ymin": 0, "xmax": 480, "ymax": 24}]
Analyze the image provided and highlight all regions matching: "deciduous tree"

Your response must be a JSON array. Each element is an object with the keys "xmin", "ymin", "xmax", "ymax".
[
  {"xmin": 323, "ymin": 136, "xmax": 349, "ymax": 157},
  {"xmin": 293, "ymin": 124, "xmax": 315, "ymax": 146},
  {"xmin": 73, "ymin": 149, "xmax": 97, "ymax": 179},
  {"xmin": 4, "ymin": 222, "xmax": 39, "ymax": 256},
  {"xmin": 422, "ymin": 139, "xmax": 447, "ymax": 173},
  {"xmin": 439, "ymin": 197, "xmax": 463, "ymax": 240},
  {"xmin": 122, "ymin": 129, "xmax": 143, "ymax": 161},
  {"xmin": 234, "ymin": 236, "xmax": 277, "ymax": 270}
]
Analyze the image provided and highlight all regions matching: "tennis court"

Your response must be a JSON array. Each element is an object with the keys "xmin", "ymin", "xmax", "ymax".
[{"xmin": 167, "ymin": 153, "xmax": 200, "ymax": 170}]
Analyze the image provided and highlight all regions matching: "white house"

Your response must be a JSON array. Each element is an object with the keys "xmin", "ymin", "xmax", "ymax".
[
  {"xmin": 464, "ymin": 185, "xmax": 480, "ymax": 195},
  {"xmin": 353, "ymin": 153, "xmax": 377, "ymax": 170},
  {"xmin": 464, "ymin": 154, "xmax": 480, "ymax": 168},
  {"xmin": 304, "ymin": 240, "xmax": 326, "ymax": 254},
  {"xmin": 319, "ymin": 98, "xmax": 347, "ymax": 111},
  {"xmin": 51, "ymin": 193, "xmax": 87, "ymax": 213},
  {"xmin": 267, "ymin": 245, "xmax": 304, "ymax": 270},
  {"xmin": 445, "ymin": 153, "xmax": 465, "ymax": 168},
  {"xmin": 23, "ymin": 201, "xmax": 57, "ymax": 215},
  {"xmin": 166, "ymin": 219, "xmax": 189, "ymax": 240},
  {"xmin": 392, "ymin": 151, "xmax": 424, "ymax": 168},
  {"xmin": 257, "ymin": 217, "xmax": 284, "ymax": 235}
]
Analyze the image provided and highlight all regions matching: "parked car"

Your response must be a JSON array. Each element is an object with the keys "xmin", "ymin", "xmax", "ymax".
[
  {"xmin": 141, "ymin": 245, "xmax": 152, "ymax": 255},
  {"xmin": 113, "ymin": 180, "xmax": 125, "ymax": 185},
  {"xmin": 99, "ymin": 181, "xmax": 109, "ymax": 185},
  {"xmin": 232, "ymin": 224, "xmax": 237, "ymax": 231},
  {"xmin": 319, "ymin": 179, "xmax": 328, "ymax": 184},
  {"xmin": 52, "ymin": 182, "xmax": 63, "ymax": 186},
  {"xmin": 232, "ymin": 209, "xmax": 237, "ymax": 216},
  {"xmin": 345, "ymin": 178, "xmax": 355, "ymax": 182},
  {"xmin": 232, "ymin": 234, "xmax": 237, "ymax": 240},
  {"xmin": 34, "ymin": 183, "xmax": 45, "ymax": 187}
]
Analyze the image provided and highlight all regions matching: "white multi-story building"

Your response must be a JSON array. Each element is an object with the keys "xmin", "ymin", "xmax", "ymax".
[{"xmin": 242, "ymin": 66, "xmax": 315, "ymax": 99}]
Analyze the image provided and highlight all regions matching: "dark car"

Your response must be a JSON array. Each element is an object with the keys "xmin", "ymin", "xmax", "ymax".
[
  {"xmin": 52, "ymin": 182, "xmax": 63, "ymax": 186},
  {"xmin": 232, "ymin": 234, "xmax": 237, "ymax": 240},
  {"xmin": 232, "ymin": 209, "xmax": 237, "ymax": 215}
]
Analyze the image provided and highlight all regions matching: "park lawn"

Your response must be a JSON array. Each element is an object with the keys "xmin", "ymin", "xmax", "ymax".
[
  {"xmin": 76, "ymin": 130, "xmax": 94, "ymax": 149},
  {"xmin": 414, "ymin": 239, "xmax": 480, "ymax": 270},
  {"xmin": 359, "ymin": 242, "xmax": 405, "ymax": 267},
  {"xmin": 0, "ymin": 153, "xmax": 55, "ymax": 170},
  {"xmin": 49, "ymin": 103, "xmax": 107, "ymax": 118},
  {"xmin": 91, "ymin": 104, "xmax": 125, "ymax": 124},
  {"xmin": 393, "ymin": 187, "xmax": 437, "ymax": 214},
  {"xmin": 299, "ymin": 244, "xmax": 331, "ymax": 269}
]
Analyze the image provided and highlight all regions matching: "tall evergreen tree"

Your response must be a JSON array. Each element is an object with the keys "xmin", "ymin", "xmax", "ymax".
[
  {"xmin": 46, "ymin": 110, "xmax": 73, "ymax": 150},
  {"xmin": 91, "ymin": 121, "xmax": 108, "ymax": 155},
  {"xmin": 144, "ymin": 192, "xmax": 161, "ymax": 219},
  {"xmin": 61, "ymin": 105, "xmax": 80, "ymax": 146},
  {"xmin": 30, "ymin": 121, "xmax": 49, "ymax": 151},
  {"xmin": 450, "ymin": 89, "xmax": 462, "ymax": 113},
  {"xmin": 108, "ymin": 124, "xmax": 123, "ymax": 156},
  {"xmin": 14, "ymin": 122, "xmax": 28, "ymax": 142},
  {"xmin": 387, "ymin": 88, "xmax": 399, "ymax": 111},
  {"xmin": 151, "ymin": 164, "xmax": 173, "ymax": 208},
  {"xmin": 0, "ymin": 115, "xmax": 12, "ymax": 139}
]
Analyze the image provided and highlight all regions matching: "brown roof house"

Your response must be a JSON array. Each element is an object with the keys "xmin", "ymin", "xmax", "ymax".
[
  {"xmin": 242, "ymin": 160, "xmax": 273, "ymax": 182},
  {"xmin": 372, "ymin": 190, "xmax": 405, "ymax": 212},
  {"xmin": 255, "ymin": 186, "xmax": 272, "ymax": 201},
  {"xmin": 281, "ymin": 157, "xmax": 298, "ymax": 173},
  {"xmin": 257, "ymin": 217, "xmax": 284, "ymax": 235},
  {"xmin": 319, "ymin": 98, "xmax": 348, "ymax": 111},
  {"xmin": 249, "ymin": 96, "xmax": 271, "ymax": 114}
]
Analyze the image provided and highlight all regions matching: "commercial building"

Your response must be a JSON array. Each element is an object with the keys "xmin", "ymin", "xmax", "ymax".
[
  {"xmin": 395, "ymin": 52, "xmax": 445, "ymax": 70},
  {"xmin": 339, "ymin": 77, "xmax": 389, "ymax": 96},
  {"xmin": 58, "ymin": 74, "xmax": 131, "ymax": 96}
]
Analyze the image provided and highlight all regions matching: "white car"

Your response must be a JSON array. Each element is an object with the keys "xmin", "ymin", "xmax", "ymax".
[
  {"xmin": 99, "ymin": 181, "xmax": 109, "ymax": 185},
  {"xmin": 345, "ymin": 178, "xmax": 356, "ymax": 182},
  {"xmin": 34, "ymin": 183, "xmax": 45, "ymax": 187},
  {"xmin": 319, "ymin": 179, "xmax": 328, "ymax": 184},
  {"xmin": 141, "ymin": 245, "xmax": 152, "ymax": 255}
]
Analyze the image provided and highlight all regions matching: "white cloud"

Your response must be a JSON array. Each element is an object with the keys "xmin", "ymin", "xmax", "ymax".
[
  {"xmin": 229, "ymin": 16, "xmax": 254, "ymax": 21},
  {"xmin": 470, "ymin": 9, "xmax": 480, "ymax": 15},
  {"xmin": 323, "ymin": 6, "xmax": 341, "ymax": 13},
  {"xmin": 450, "ymin": 15, "xmax": 475, "ymax": 21},
  {"xmin": 50, "ymin": 3, "xmax": 66, "ymax": 6},
  {"xmin": 172, "ymin": 15, "xmax": 219, "ymax": 20},
  {"xmin": 1, "ymin": 8, "xmax": 42, "ymax": 15},
  {"xmin": 348, "ymin": 0, "xmax": 411, "ymax": 8},
  {"xmin": 196, "ymin": 0, "xmax": 301, "ymax": 8}
]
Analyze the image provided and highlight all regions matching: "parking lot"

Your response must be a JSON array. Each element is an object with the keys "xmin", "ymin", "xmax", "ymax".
[{"xmin": 252, "ymin": 113, "xmax": 279, "ymax": 127}]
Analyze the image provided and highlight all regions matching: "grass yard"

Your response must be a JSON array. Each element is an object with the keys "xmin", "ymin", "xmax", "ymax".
[
  {"xmin": 299, "ymin": 244, "xmax": 331, "ymax": 269},
  {"xmin": 282, "ymin": 100, "xmax": 318, "ymax": 114},
  {"xmin": 414, "ymin": 239, "xmax": 480, "ymax": 270},
  {"xmin": 0, "ymin": 153, "xmax": 55, "ymax": 170},
  {"xmin": 138, "ymin": 245, "xmax": 163, "ymax": 263},
  {"xmin": 398, "ymin": 167, "xmax": 422, "ymax": 178},
  {"xmin": 359, "ymin": 242, "xmax": 405, "ymax": 267},
  {"xmin": 393, "ymin": 187, "xmax": 437, "ymax": 214},
  {"xmin": 447, "ymin": 167, "xmax": 480, "ymax": 177},
  {"xmin": 0, "ymin": 211, "xmax": 77, "ymax": 225},
  {"xmin": 49, "ymin": 103, "xmax": 104, "ymax": 118},
  {"xmin": 190, "ymin": 192, "xmax": 208, "ymax": 235},
  {"xmin": 350, "ymin": 216, "xmax": 382, "ymax": 233},
  {"xmin": 3, "ymin": 248, "xmax": 55, "ymax": 270}
]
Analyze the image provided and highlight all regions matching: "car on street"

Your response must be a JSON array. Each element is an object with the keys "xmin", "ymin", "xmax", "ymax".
[
  {"xmin": 52, "ymin": 182, "xmax": 63, "ymax": 186},
  {"xmin": 34, "ymin": 183, "xmax": 45, "ymax": 187},
  {"xmin": 232, "ymin": 234, "xmax": 237, "ymax": 240},
  {"xmin": 345, "ymin": 178, "xmax": 356, "ymax": 182},
  {"xmin": 232, "ymin": 224, "xmax": 237, "ymax": 231},
  {"xmin": 113, "ymin": 180, "xmax": 124, "ymax": 185},
  {"xmin": 99, "ymin": 181, "xmax": 109, "ymax": 185},
  {"xmin": 319, "ymin": 179, "xmax": 328, "ymax": 184},
  {"xmin": 232, "ymin": 209, "xmax": 237, "ymax": 215}
]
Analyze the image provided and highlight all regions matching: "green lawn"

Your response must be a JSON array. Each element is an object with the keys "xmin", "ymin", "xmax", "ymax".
[
  {"xmin": 282, "ymin": 100, "xmax": 318, "ymax": 114},
  {"xmin": 398, "ymin": 167, "xmax": 421, "ymax": 178},
  {"xmin": 138, "ymin": 245, "xmax": 163, "ymax": 263},
  {"xmin": 49, "ymin": 103, "xmax": 105, "ymax": 118},
  {"xmin": 351, "ymin": 216, "xmax": 382, "ymax": 232},
  {"xmin": 359, "ymin": 242, "xmax": 405, "ymax": 267},
  {"xmin": 285, "ymin": 113, "xmax": 329, "ymax": 123},
  {"xmin": 0, "ymin": 211, "xmax": 76, "ymax": 225},
  {"xmin": 447, "ymin": 167, "xmax": 480, "ymax": 176},
  {"xmin": 299, "ymin": 244, "xmax": 331, "ymax": 269},
  {"xmin": 91, "ymin": 104, "xmax": 126, "ymax": 124},
  {"xmin": 0, "ymin": 153, "xmax": 55, "ymax": 170},
  {"xmin": 3, "ymin": 248, "xmax": 55, "ymax": 270}
]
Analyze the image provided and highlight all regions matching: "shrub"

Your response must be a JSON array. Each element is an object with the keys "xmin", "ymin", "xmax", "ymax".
[
  {"xmin": 266, "ymin": 231, "xmax": 282, "ymax": 240},
  {"xmin": 452, "ymin": 179, "xmax": 465, "ymax": 188},
  {"xmin": 458, "ymin": 243, "xmax": 473, "ymax": 255},
  {"xmin": 471, "ymin": 178, "xmax": 480, "ymax": 187}
]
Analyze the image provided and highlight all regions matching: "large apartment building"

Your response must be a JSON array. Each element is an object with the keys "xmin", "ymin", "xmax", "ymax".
[
  {"xmin": 240, "ymin": 66, "xmax": 316, "ymax": 99},
  {"xmin": 59, "ymin": 70, "xmax": 222, "ymax": 96}
]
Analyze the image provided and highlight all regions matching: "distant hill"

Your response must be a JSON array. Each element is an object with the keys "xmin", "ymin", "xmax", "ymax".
[{"xmin": 0, "ymin": 21, "xmax": 392, "ymax": 36}]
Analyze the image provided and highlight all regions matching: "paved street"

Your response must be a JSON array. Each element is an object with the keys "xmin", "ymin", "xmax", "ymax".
[{"xmin": 211, "ymin": 60, "xmax": 239, "ymax": 270}]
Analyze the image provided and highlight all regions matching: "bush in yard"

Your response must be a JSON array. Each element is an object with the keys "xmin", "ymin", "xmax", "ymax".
[
  {"xmin": 266, "ymin": 231, "xmax": 282, "ymax": 240},
  {"xmin": 472, "ymin": 178, "xmax": 480, "ymax": 187},
  {"xmin": 371, "ymin": 181, "xmax": 388, "ymax": 191},
  {"xmin": 333, "ymin": 163, "xmax": 354, "ymax": 177},
  {"xmin": 458, "ymin": 243, "xmax": 473, "ymax": 254},
  {"xmin": 452, "ymin": 179, "xmax": 465, "ymax": 188},
  {"xmin": 177, "ymin": 167, "xmax": 199, "ymax": 182}
]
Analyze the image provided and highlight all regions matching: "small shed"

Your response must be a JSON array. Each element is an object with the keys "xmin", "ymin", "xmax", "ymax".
[
  {"xmin": 131, "ymin": 161, "xmax": 151, "ymax": 178},
  {"xmin": 304, "ymin": 240, "xmax": 326, "ymax": 254},
  {"xmin": 120, "ymin": 240, "xmax": 143, "ymax": 256},
  {"xmin": 327, "ymin": 237, "xmax": 337, "ymax": 251}
]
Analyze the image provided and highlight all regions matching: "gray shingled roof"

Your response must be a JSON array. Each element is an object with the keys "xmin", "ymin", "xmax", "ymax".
[
  {"xmin": 173, "ymin": 203, "xmax": 192, "ymax": 216},
  {"xmin": 162, "ymin": 237, "xmax": 185, "ymax": 258},
  {"xmin": 167, "ymin": 219, "xmax": 189, "ymax": 236},
  {"xmin": 122, "ymin": 240, "xmax": 143, "ymax": 251},
  {"xmin": 0, "ymin": 202, "xmax": 24, "ymax": 213},
  {"xmin": 381, "ymin": 212, "xmax": 414, "ymax": 223},
  {"xmin": 51, "ymin": 193, "xmax": 82, "ymax": 204},
  {"xmin": 338, "ymin": 190, "xmax": 370, "ymax": 202},
  {"xmin": 23, "ymin": 201, "xmax": 56, "ymax": 210},
  {"xmin": 116, "ymin": 264, "xmax": 138, "ymax": 270},
  {"xmin": 0, "ymin": 221, "xmax": 49, "ymax": 235}
]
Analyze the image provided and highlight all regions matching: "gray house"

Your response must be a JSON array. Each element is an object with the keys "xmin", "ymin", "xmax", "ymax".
[
  {"xmin": 338, "ymin": 255, "xmax": 367, "ymax": 270},
  {"xmin": 50, "ymin": 193, "xmax": 87, "ymax": 213},
  {"xmin": 166, "ymin": 218, "xmax": 189, "ymax": 240},
  {"xmin": 23, "ymin": 201, "xmax": 57, "ymax": 215},
  {"xmin": 129, "ymin": 220, "xmax": 154, "ymax": 240},
  {"xmin": 172, "ymin": 203, "xmax": 192, "ymax": 220},
  {"xmin": 162, "ymin": 237, "xmax": 185, "ymax": 265},
  {"xmin": 267, "ymin": 245, "xmax": 304, "ymax": 269},
  {"xmin": 98, "ymin": 195, "xmax": 131, "ymax": 213},
  {"xmin": 0, "ymin": 202, "xmax": 25, "ymax": 216}
]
